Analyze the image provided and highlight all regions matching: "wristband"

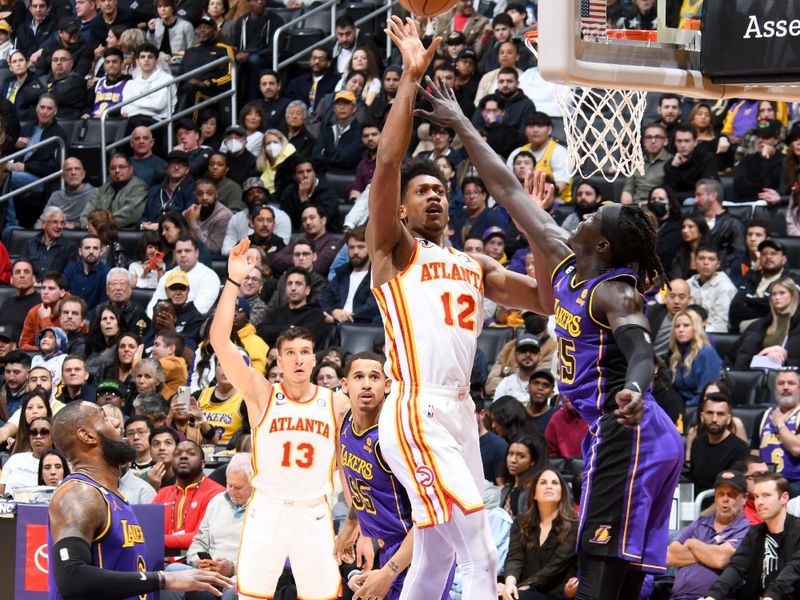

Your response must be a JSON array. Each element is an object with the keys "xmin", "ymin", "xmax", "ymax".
[
  {"xmin": 227, "ymin": 277, "xmax": 241, "ymax": 287},
  {"xmin": 158, "ymin": 571, "xmax": 166, "ymax": 590}
]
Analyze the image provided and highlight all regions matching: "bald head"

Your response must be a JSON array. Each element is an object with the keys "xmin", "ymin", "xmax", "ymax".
[
  {"xmin": 666, "ymin": 279, "xmax": 690, "ymax": 317},
  {"xmin": 52, "ymin": 400, "xmax": 99, "ymax": 460},
  {"xmin": 130, "ymin": 126, "xmax": 155, "ymax": 158}
]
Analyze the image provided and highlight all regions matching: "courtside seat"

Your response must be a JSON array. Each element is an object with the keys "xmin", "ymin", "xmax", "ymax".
[
  {"xmin": 476, "ymin": 327, "xmax": 514, "ymax": 364},
  {"xmin": 724, "ymin": 370, "xmax": 766, "ymax": 405},
  {"xmin": 772, "ymin": 237, "xmax": 800, "ymax": 268},
  {"xmin": 8, "ymin": 228, "xmax": 39, "ymax": 256},
  {"xmin": 130, "ymin": 287, "xmax": 154, "ymax": 308},
  {"xmin": 0, "ymin": 285, "xmax": 17, "ymax": 305},
  {"xmin": 339, "ymin": 323, "xmax": 384, "ymax": 355},
  {"xmin": 712, "ymin": 333, "xmax": 740, "ymax": 365},
  {"xmin": 117, "ymin": 230, "xmax": 145, "ymax": 257},
  {"xmin": 736, "ymin": 404, "xmax": 771, "ymax": 440},
  {"xmin": 325, "ymin": 171, "xmax": 354, "ymax": 202}
]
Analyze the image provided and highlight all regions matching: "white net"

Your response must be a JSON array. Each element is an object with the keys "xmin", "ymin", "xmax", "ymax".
[
  {"xmin": 554, "ymin": 86, "xmax": 648, "ymax": 181},
  {"xmin": 524, "ymin": 32, "xmax": 649, "ymax": 182}
]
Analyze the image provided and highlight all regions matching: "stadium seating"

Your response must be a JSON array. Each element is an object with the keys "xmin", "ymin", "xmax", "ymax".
[
  {"xmin": 339, "ymin": 323, "xmax": 385, "ymax": 355},
  {"xmin": 476, "ymin": 327, "xmax": 514, "ymax": 364},
  {"xmin": 724, "ymin": 369, "xmax": 766, "ymax": 405},
  {"xmin": 712, "ymin": 332, "xmax": 740, "ymax": 365}
]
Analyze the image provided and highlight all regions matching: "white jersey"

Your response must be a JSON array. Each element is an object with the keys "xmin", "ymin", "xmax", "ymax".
[
  {"xmin": 373, "ymin": 238, "xmax": 484, "ymax": 387},
  {"xmin": 251, "ymin": 383, "xmax": 337, "ymax": 501}
]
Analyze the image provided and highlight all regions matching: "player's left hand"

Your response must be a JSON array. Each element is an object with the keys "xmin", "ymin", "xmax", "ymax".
[
  {"xmin": 414, "ymin": 75, "xmax": 462, "ymax": 129},
  {"xmin": 384, "ymin": 16, "xmax": 440, "ymax": 81},
  {"xmin": 352, "ymin": 566, "xmax": 393, "ymax": 600},
  {"xmin": 614, "ymin": 389, "xmax": 644, "ymax": 428},
  {"xmin": 355, "ymin": 533, "xmax": 374, "ymax": 570}
]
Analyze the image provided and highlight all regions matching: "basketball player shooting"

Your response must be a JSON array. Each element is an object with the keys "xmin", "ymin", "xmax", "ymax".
[
  {"xmin": 416, "ymin": 78, "xmax": 685, "ymax": 600},
  {"xmin": 209, "ymin": 238, "xmax": 350, "ymax": 600},
  {"xmin": 367, "ymin": 16, "xmax": 547, "ymax": 600}
]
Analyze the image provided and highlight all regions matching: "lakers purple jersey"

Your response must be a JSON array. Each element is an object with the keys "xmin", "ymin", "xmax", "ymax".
[
  {"xmin": 552, "ymin": 255, "xmax": 644, "ymax": 424},
  {"xmin": 48, "ymin": 473, "xmax": 153, "ymax": 600},
  {"xmin": 759, "ymin": 407, "xmax": 800, "ymax": 480},
  {"xmin": 91, "ymin": 77, "xmax": 128, "ymax": 117},
  {"xmin": 340, "ymin": 410, "xmax": 412, "ymax": 542}
]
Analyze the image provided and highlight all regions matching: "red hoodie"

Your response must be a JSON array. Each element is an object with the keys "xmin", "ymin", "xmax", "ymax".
[{"xmin": 153, "ymin": 475, "xmax": 224, "ymax": 551}]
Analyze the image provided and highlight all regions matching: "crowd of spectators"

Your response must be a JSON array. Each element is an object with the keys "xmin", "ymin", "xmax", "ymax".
[{"xmin": 0, "ymin": 0, "xmax": 800, "ymax": 597}]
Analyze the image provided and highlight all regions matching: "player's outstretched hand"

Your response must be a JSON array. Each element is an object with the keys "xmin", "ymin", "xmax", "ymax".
[
  {"xmin": 523, "ymin": 170, "xmax": 555, "ymax": 212},
  {"xmin": 414, "ymin": 75, "xmax": 461, "ymax": 128},
  {"xmin": 384, "ymin": 16, "xmax": 440, "ymax": 80},
  {"xmin": 164, "ymin": 567, "xmax": 233, "ymax": 595},
  {"xmin": 352, "ymin": 566, "xmax": 393, "ymax": 600},
  {"xmin": 227, "ymin": 238, "xmax": 252, "ymax": 283},
  {"xmin": 614, "ymin": 389, "xmax": 644, "ymax": 428}
]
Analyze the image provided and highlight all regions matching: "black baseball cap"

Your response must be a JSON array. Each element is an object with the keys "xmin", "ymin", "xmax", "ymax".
[
  {"xmin": 198, "ymin": 15, "xmax": 217, "ymax": 29},
  {"xmin": 756, "ymin": 119, "xmax": 781, "ymax": 139},
  {"xmin": 515, "ymin": 333, "xmax": 541, "ymax": 352},
  {"xmin": 175, "ymin": 118, "xmax": 198, "ymax": 133},
  {"xmin": 758, "ymin": 238, "xmax": 785, "ymax": 253},
  {"xmin": 446, "ymin": 31, "xmax": 465, "ymax": 45},
  {"xmin": 0, "ymin": 325, "xmax": 14, "ymax": 342},
  {"xmin": 166, "ymin": 150, "xmax": 189, "ymax": 164},
  {"xmin": 713, "ymin": 470, "xmax": 747, "ymax": 493},
  {"xmin": 58, "ymin": 17, "xmax": 80, "ymax": 34},
  {"xmin": 457, "ymin": 48, "xmax": 478, "ymax": 62},
  {"xmin": 529, "ymin": 369, "xmax": 555, "ymax": 385}
]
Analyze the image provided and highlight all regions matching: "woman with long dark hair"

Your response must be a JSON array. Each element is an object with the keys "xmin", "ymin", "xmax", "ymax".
[
  {"xmin": 490, "ymin": 396, "xmax": 542, "ymax": 442},
  {"xmin": 0, "ymin": 416, "xmax": 52, "ymax": 494},
  {"xmin": 159, "ymin": 211, "xmax": 212, "ymax": 266},
  {"xmin": 12, "ymin": 392, "xmax": 53, "ymax": 454},
  {"xmin": 670, "ymin": 215, "xmax": 711, "ymax": 280},
  {"xmin": 38, "ymin": 448, "xmax": 70, "ymax": 487},
  {"xmin": 500, "ymin": 434, "xmax": 547, "ymax": 516},
  {"xmin": 501, "ymin": 467, "xmax": 578, "ymax": 600},
  {"xmin": 100, "ymin": 332, "xmax": 142, "ymax": 410},
  {"xmin": 86, "ymin": 306, "xmax": 128, "ymax": 374}
]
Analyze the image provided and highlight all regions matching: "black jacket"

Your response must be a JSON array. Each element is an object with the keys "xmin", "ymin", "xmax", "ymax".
[
  {"xmin": 279, "ymin": 180, "xmax": 341, "ymax": 231},
  {"xmin": 320, "ymin": 263, "xmax": 380, "ymax": 324},
  {"xmin": 709, "ymin": 210, "xmax": 747, "ymax": 274},
  {"xmin": 657, "ymin": 217, "xmax": 682, "ymax": 276},
  {"xmin": 257, "ymin": 301, "xmax": 328, "ymax": 346},
  {"xmin": 18, "ymin": 119, "xmax": 69, "ymax": 177},
  {"xmin": 2, "ymin": 72, "xmax": 45, "ymax": 120},
  {"xmin": 733, "ymin": 310, "xmax": 800, "ymax": 369},
  {"xmin": 66, "ymin": 330, "xmax": 88, "ymax": 359},
  {"xmin": 663, "ymin": 149, "xmax": 718, "ymax": 197},
  {"xmin": 231, "ymin": 11, "xmax": 283, "ymax": 55},
  {"xmin": 733, "ymin": 152, "xmax": 785, "ymax": 201},
  {"xmin": 87, "ymin": 9, "xmax": 139, "ymax": 50},
  {"xmin": 707, "ymin": 513, "xmax": 800, "ymax": 600},
  {"xmin": 20, "ymin": 232, "xmax": 77, "ymax": 280},
  {"xmin": 259, "ymin": 96, "xmax": 291, "ymax": 131},
  {"xmin": 38, "ymin": 36, "xmax": 95, "ymax": 77},
  {"xmin": 285, "ymin": 70, "xmax": 338, "ymax": 113},
  {"xmin": 41, "ymin": 72, "xmax": 87, "ymax": 119},
  {"xmin": 15, "ymin": 14, "xmax": 57, "ymax": 58}
]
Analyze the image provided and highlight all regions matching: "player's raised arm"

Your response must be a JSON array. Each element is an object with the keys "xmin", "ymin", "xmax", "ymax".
[
  {"xmin": 209, "ymin": 239, "xmax": 270, "ymax": 417},
  {"xmin": 367, "ymin": 17, "xmax": 440, "ymax": 284},
  {"xmin": 416, "ymin": 79, "xmax": 571, "ymax": 270},
  {"xmin": 473, "ymin": 253, "xmax": 547, "ymax": 314}
]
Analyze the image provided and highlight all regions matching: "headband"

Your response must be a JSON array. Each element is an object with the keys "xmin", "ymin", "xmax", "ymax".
[{"xmin": 600, "ymin": 203, "xmax": 624, "ymax": 262}]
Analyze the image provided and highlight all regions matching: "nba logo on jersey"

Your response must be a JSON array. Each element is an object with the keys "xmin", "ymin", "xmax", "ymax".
[
  {"xmin": 589, "ymin": 525, "xmax": 612, "ymax": 544},
  {"xmin": 415, "ymin": 465, "xmax": 435, "ymax": 487}
]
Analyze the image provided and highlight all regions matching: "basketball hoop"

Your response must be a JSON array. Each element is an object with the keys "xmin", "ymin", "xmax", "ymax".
[{"xmin": 525, "ymin": 30, "xmax": 648, "ymax": 181}]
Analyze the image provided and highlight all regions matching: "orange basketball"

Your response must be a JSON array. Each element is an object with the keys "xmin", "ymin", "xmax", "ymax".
[{"xmin": 398, "ymin": 0, "xmax": 457, "ymax": 18}]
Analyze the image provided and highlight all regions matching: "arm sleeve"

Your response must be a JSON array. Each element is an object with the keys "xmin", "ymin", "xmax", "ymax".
[
  {"xmin": 614, "ymin": 324, "xmax": 655, "ymax": 393},
  {"xmin": 51, "ymin": 537, "xmax": 160, "ymax": 599}
]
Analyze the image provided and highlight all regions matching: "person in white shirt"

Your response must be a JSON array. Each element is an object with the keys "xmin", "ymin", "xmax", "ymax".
[
  {"xmin": 687, "ymin": 243, "xmax": 737, "ymax": 333},
  {"xmin": 221, "ymin": 178, "xmax": 291, "ymax": 255},
  {"xmin": 147, "ymin": 238, "xmax": 220, "ymax": 317},
  {"xmin": 0, "ymin": 415, "xmax": 52, "ymax": 495},
  {"xmin": 492, "ymin": 334, "xmax": 543, "ymax": 405},
  {"xmin": 119, "ymin": 463, "xmax": 156, "ymax": 503},
  {"xmin": 121, "ymin": 42, "xmax": 176, "ymax": 121}
]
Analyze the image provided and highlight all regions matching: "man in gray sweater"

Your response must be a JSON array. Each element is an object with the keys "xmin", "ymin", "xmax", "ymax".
[{"xmin": 37, "ymin": 157, "xmax": 96, "ymax": 228}]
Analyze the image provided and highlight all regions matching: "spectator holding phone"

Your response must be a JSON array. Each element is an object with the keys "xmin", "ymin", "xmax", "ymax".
[
  {"xmin": 165, "ymin": 386, "xmax": 215, "ymax": 444},
  {"xmin": 129, "ymin": 231, "xmax": 165, "ymax": 289}
]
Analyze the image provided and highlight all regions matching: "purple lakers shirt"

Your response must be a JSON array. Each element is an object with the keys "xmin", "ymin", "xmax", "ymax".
[
  {"xmin": 48, "ymin": 473, "xmax": 154, "ymax": 600},
  {"xmin": 758, "ymin": 407, "xmax": 800, "ymax": 481}
]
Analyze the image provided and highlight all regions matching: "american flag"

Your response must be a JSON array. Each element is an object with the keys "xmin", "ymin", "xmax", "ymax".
[{"xmin": 580, "ymin": 0, "xmax": 607, "ymax": 39}]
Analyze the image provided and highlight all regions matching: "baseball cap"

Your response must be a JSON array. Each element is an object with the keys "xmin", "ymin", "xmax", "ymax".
[
  {"xmin": 175, "ymin": 118, "xmax": 198, "ymax": 133},
  {"xmin": 529, "ymin": 369, "xmax": 554, "ymax": 385},
  {"xmin": 58, "ymin": 17, "xmax": 80, "ymax": 34},
  {"xmin": 0, "ymin": 325, "xmax": 14, "ymax": 342},
  {"xmin": 224, "ymin": 124, "xmax": 246, "ymax": 137},
  {"xmin": 0, "ymin": 20, "xmax": 11, "ymax": 33},
  {"xmin": 713, "ymin": 470, "xmax": 747, "ymax": 493},
  {"xmin": 457, "ymin": 48, "xmax": 478, "ymax": 62},
  {"xmin": 165, "ymin": 270, "xmax": 190, "ymax": 288},
  {"xmin": 166, "ymin": 150, "xmax": 189, "ymax": 164},
  {"xmin": 198, "ymin": 15, "xmax": 217, "ymax": 29},
  {"xmin": 334, "ymin": 90, "xmax": 356, "ymax": 104},
  {"xmin": 96, "ymin": 380, "xmax": 122, "ymax": 396},
  {"xmin": 243, "ymin": 177, "xmax": 266, "ymax": 192},
  {"xmin": 236, "ymin": 297, "xmax": 251, "ymax": 315},
  {"xmin": 758, "ymin": 238, "xmax": 785, "ymax": 253},
  {"xmin": 446, "ymin": 31, "xmax": 465, "ymax": 45},
  {"xmin": 483, "ymin": 226, "xmax": 506, "ymax": 242},
  {"xmin": 756, "ymin": 119, "xmax": 781, "ymax": 139},
  {"xmin": 515, "ymin": 333, "xmax": 541, "ymax": 352}
]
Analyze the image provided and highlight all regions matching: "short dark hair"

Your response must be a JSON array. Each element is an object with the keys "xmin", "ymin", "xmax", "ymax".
[
  {"xmin": 42, "ymin": 271, "xmax": 68, "ymax": 289},
  {"xmin": 136, "ymin": 42, "xmax": 160, "ymax": 58},
  {"xmin": 433, "ymin": 63, "xmax": 456, "ymax": 78},
  {"xmin": 103, "ymin": 47, "xmax": 124, "ymax": 60},
  {"xmin": 292, "ymin": 237, "xmax": 316, "ymax": 253},
  {"xmin": 745, "ymin": 218, "xmax": 771, "ymax": 234},
  {"xmin": 659, "ymin": 93, "xmax": 682, "ymax": 107},
  {"xmin": 695, "ymin": 242, "xmax": 720, "ymax": 259},
  {"xmin": 3, "ymin": 350, "xmax": 30, "ymax": 368},
  {"xmin": 399, "ymin": 158, "xmax": 448, "ymax": 201},
  {"xmin": 156, "ymin": 330, "xmax": 184, "ymax": 356},
  {"xmin": 492, "ymin": 13, "xmax": 513, "ymax": 27},
  {"xmin": 174, "ymin": 236, "xmax": 198, "ymax": 250},
  {"xmin": 497, "ymin": 66, "xmax": 518, "ymax": 80},
  {"xmin": 335, "ymin": 15, "xmax": 354, "ymax": 28},
  {"xmin": 109, "ymin": 152, "xmax": 131, "ymax": 166},
  {"xmin": 753, "ymin": 472, "xmax": 790, "ymax": 496},
  {"xmin": 259, "ymin": 68, "xmax": 280, "ymax": 82},
  {"xmin": 149, "ymin": 425, "xmax": 179, "ymax": 446},
  {"xmin": 301, "ymin": 204, "xmax": 327, "ymax": 220},
  {"xmin": 478, "ymin": 93, "xmax": 506, "ymax": 111},
  {"xmin": 686, "ymin": 303, "xmax": 709, "ymax": 321},
  {"xmin": 344, "ymin": 351, "xmax": 385, "ymax": 376},
  {"xmin": 60, "ymin": 296, "xmax": 87, "ymax": 317},
  {"xmin": 674, "ymin": 123, "xmax": 698, "ymax": 139},
  {"xmin": 285, "ymin": 266, "xmax": 311, "ymax": 287},
  {"xmin": 124, "ymin": 415, "xmax": 154, "ymax": 434},
  {"xmin": 249, "ymin": 204, "xmax": 275, "ymax": 220},
  {"xmin": 275, "ymin": 325, "xmax": 315, "ymax": 351},
  {"xmin": 461, "ymin": 176, "xmax": 487, "ymax": 195},
  {"xmin": 701, "ymin": 391, "xmax": 732, "ymax": 411}
]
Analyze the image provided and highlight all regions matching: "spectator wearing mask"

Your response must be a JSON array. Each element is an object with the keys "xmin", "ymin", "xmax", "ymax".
[
  {"xmin": 219, "ymin": 125, "xmax": 258, "ymax": 184},
  {"xmin": 256, "ymin": 129, "xmax": 296, "ymax": 196}
]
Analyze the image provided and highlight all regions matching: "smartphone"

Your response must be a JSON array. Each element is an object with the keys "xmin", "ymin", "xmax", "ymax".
[
  {"xmin": 146, "ymin": 251, "xmax": 164, "ymax": 271},
  {"xmin": 177, "ymin": 386, "xmax": 191, "ymax": 411},
  {"xmin": 196, "ymin": 552, "xmax": 212, "ymax": 561}
]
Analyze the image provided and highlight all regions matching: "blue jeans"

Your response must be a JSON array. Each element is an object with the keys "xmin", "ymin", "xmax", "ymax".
[{"xmin": 160, "ymin": 562, "xmax": 238, "ymax": 600}]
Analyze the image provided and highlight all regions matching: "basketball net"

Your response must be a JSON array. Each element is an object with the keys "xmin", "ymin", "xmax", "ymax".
[{"xmin": 524, "ymin": 30, "xmax": 648, "ymax": 182}]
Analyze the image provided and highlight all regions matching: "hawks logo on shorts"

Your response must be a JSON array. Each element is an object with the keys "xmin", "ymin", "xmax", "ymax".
[{"xmin": 589, "ymin": 525, "xmax": 612, "ymax": 544}]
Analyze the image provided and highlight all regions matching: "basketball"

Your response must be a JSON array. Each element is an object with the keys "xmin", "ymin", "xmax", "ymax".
[{"xmin": 398, "ymin": 0, "xmax": 457, "ymax": 18}]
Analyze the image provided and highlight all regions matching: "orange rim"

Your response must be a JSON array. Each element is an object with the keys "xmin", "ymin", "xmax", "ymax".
[
  {"xmin": 606, "ymin": 29, "xmax": 658, "ymax": 42},
  {"xmin": 524, "ymin": 29, "xmax": 538, "ymax": 43}
]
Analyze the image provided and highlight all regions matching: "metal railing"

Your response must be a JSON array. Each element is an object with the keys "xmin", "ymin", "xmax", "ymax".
[
  {"xmin": 272, "ymin": 0, "xmax": 397, "ymax": 72},
  {"xmin": 100, "ymin": 56, "xmax": 237, "ymax": 182},
  {"xmin": 0, "ymin": 136, "xmax": 66, "ymax": 203}
]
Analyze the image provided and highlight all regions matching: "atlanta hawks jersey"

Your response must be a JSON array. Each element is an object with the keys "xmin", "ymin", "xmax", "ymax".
[
  {"xmin": 251, "ymin": 383, "xmax": 337, "ymax": 501},
  {"xmin": 373, "ymin": 238, "xmax": 484, "ymax": 387}
]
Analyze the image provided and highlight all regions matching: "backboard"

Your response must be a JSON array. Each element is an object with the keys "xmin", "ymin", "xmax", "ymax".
[{"xmin": 534, "ymin": 0, "xmax": 800, "ymax": 101}]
